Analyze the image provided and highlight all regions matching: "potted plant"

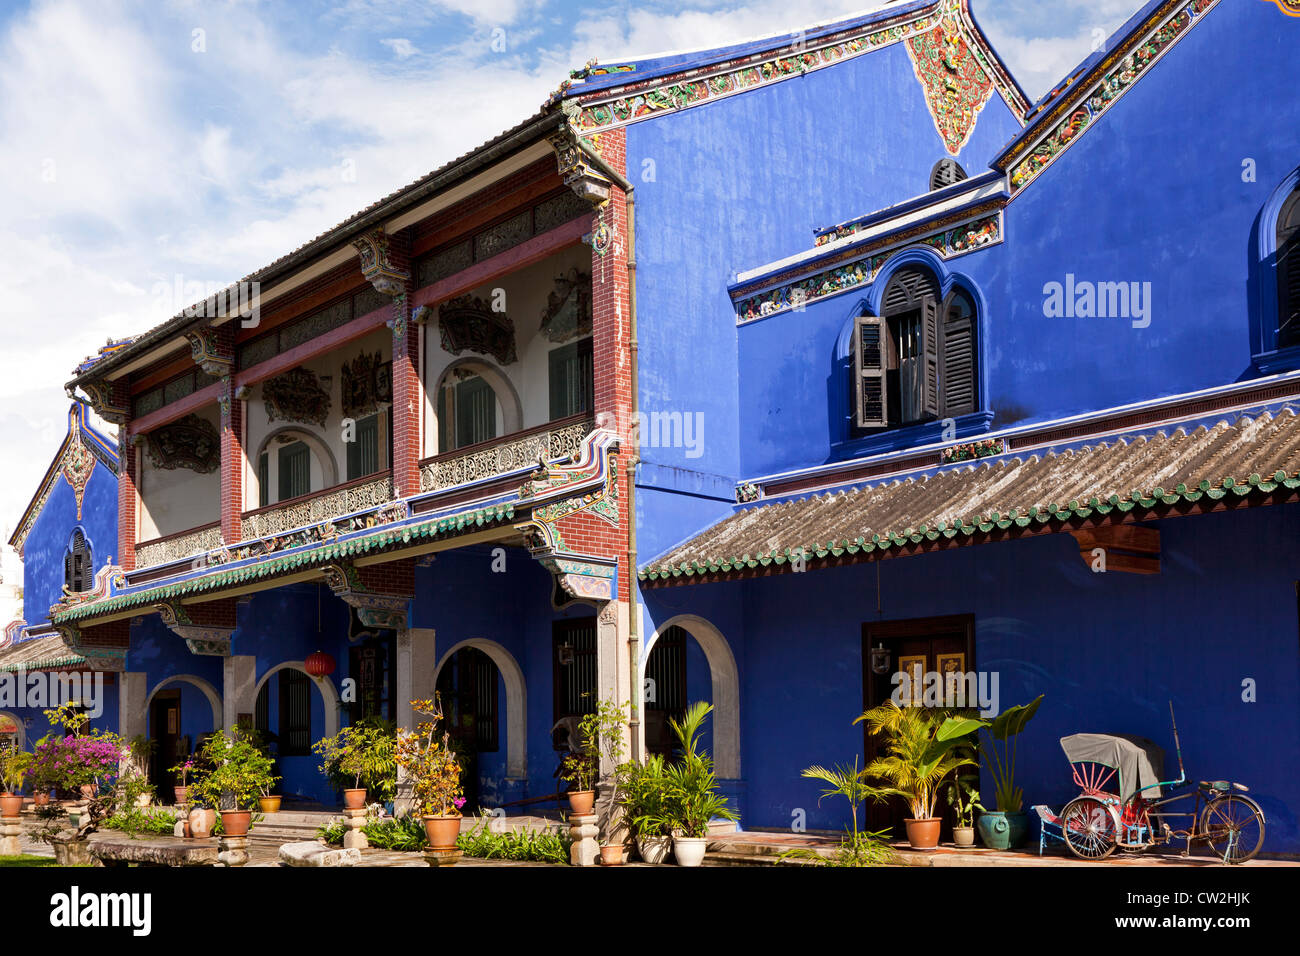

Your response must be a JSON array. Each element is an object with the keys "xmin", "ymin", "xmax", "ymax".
[
  {"xmin": 395, "ymin": 697, "xmax": 464, "ymax": 849},
  {"xmin": 946, "ymin": 774, "xmax": 984, "ymax": 847},
  {"xmin": 971, "ymin": 695, "xmax": 1043, "ymax": 850},
  {"xmin": 170, "ymin": 758, "xmax": 195, "ymax": 805},
  {"xmin": 0, "ymin": 748, "xmax": 31, "ymax": 816},
  {"xmin": 313, "ymin": 720, "xmax": 397, "ymax": 810},
  {"xmin": 619, "ymin": 754, "xmax": 672, "ymax": 863},
  {"xmin": 124, "ymin": 735, "xmax": 155, "ymax": 805},
  {"xmin": 663, "ymin": 702, "xmax": 738, "ymax": 866},
  {"xmin": 577, "ymin": 698, "xmax": 628, "ymax": 864},
  {"xmin": 258, "ymin": 781, "xmax": 281, "ymax": 814},
  {"xmin": 857, "ymin": 701, "xmax": 981, "ymax": 850},
  {"xmin": 188, "ymin": 727, "xmax": 277, "ymax": 838},
  {"xmin": 790, "ymin": 758, "xmax": 896, "ymax": 866}
]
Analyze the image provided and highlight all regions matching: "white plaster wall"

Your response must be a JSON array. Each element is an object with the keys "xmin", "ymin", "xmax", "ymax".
[
  {"xmin": 244, "ymin": 327, "xmax": 392, "ymax": 510},
  {"xmin": 422, "ymin": 244, "xmax": 592, "ymax": 456},
  {"xmin": 138, "ymin": 404, "xmax": 221, "ymax": 541}
]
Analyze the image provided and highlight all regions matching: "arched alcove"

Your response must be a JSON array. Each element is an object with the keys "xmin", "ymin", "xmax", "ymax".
[{"xmin": 433, "ymin": 638, "xmax": 527, "ymax": 779}]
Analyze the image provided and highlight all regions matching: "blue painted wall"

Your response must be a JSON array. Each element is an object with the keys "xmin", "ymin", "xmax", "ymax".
[
  {"xmin": 642, "ymin": 500, "xmax": 1300, "ymax": 852},
  {"xmin": 22, "ymin": 457, "xmax": 118, "ymax": 623}
]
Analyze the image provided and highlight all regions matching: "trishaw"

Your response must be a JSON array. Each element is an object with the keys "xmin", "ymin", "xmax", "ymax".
[{"xmin": 1058, "ymin": 704, "xmax": 1265, "ymax": 864}]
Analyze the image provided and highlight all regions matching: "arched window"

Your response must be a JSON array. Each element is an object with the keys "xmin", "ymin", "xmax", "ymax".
[
  {"xmin": 64, "ymin": 530, "xmax": 92, "ymax": 593},
  {"xmin": 1278, "ymin": 187, "xmax": 1300, "ymax": 350},
  {"xmin": 853, "ymin": 269, "xmax": 978, "ymax": 430},
  {"xmin": 930, "ymin": 158, "xmax": 968, "ymax": 191}
]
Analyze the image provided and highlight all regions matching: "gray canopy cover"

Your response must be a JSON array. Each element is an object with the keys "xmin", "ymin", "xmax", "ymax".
[{"xmin": 1060, "ymin": 733, "xmax": 1166, "ymax": 801}]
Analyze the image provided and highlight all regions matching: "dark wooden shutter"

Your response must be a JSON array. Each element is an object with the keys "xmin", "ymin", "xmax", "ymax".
[
  {"xmin": 921, "ymin": 296, "xmax": 940, "ymax": 419},
  {"xmin": 941, "ymin": 294, "xmax": 977, "ymax": 417},
  {"xmin": 64, "ymin": 549, "xmax": 76, "ymax": 593},
  {"xmin": 257, "ymin": 453, "xmax": 269, "ymax": 508},
  {"xmin": 930, "ymin": 158, "xmax": 968, "ymax": 191},
  {"xmin": 279, "ymin": 669, "xmax": 311, "ymax": 756},
  {"xmin": 66, "ymin": 531, "xmax": 90, "ymax": 592},
  {"xmin": 278, "ymin": 442, "xmax": 310, "ymax": 501},
  {"xmin": 854, "ymin": 314, "xmax": 888, "ymax": 428},
  {"xmin": 1279, "ymin": 192, "xmax": 1300, "ymax": 350},
  {"xmin": 347, "ymin": 414, "xmax": 379, "ymax": 480}
]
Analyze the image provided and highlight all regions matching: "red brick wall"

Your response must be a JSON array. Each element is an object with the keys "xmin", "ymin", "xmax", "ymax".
[
  {"xmin": 219, "ymin": 353, "xmax": 244, "ymax": 545},
  {"xmin": 185, "ymin": 597, "xmax": 237, "ymax": 630},
  {"xmin": 114, "ymin": 380, "xmax": 138, "ymax": 572},
  {"xmin": 78, "ymin": 618, "xmax": 130, "ymax": 649},
  {"xmin": 387, "ymin": 230, "xmax": 422, "ymax": 499},
  {"xmin": 357, "ymin": 557, "xmax": 415, "ymax": 597},
  {"xmin": 584, "ymin": 129, "xmax": 633, "ymax": 602}
]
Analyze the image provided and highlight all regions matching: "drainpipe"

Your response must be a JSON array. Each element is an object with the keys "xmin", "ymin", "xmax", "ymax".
[{"xmin": 574, "ymin": 138, "xmax": 643, "ymax": 762}]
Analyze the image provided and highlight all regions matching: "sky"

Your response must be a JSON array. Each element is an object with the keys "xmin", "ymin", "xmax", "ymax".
[{"xmin": 0, "ymin": 0, "xmax": 1148, "ymax": 554}]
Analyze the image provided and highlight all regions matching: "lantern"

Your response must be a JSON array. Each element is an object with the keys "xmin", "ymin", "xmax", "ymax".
[{"xmin": 305, "ymin": 650, "xmax": 335, "ymax": 677}]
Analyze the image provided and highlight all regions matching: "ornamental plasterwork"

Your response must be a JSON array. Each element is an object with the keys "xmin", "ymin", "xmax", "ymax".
[
  {"xmin": 905, "ymin": 10, "xmax": 995, "ymax": 156},
  {"xmin": 735, "ymin": 212, "xmax": 1002, "ymax": 323},
  {"xmin": 352, "ymin": 227, "xmax": 409, "ymax": 296},
  {"xmin": 341, "ymin": 351, "xmax": 393, "ymax": 419},
  {"xmin": 145, "ymin": 414, "xmax": 220, "ymax": 474},
  {"xmin": 61, "ymin": 431, "xmax": 96, "ymax": 519},
  {"xmin": 539, "ymin": 268, "xmax": 593, "ymax": 343},
  {"xmin": 1006, "ymin": 0, "xmax": 1217, "ymax": 193},
  {"xmin": 135, "ymin": 524, "xmax": 225, "ymax": 570},
  {"xmin": 79, "ymin": 380, "xmax": 128, "ymax": 425},
  {"xmin": 437, "ymin": 295, "xmax": 518, "ymax": 365},
  {"xmin": 1261, "ymin": 0, "xmax": 1300, "ymax": 15},
  {"xmin": 323, "ymin": 562, "xmax": 411, "ymax": 632},
  {"xmin": 547, "ymin": 130, "xmax": 613, "ymax": 204},
  {"xmin": 420, "ymin": 418, "xmax": 592, "ymax": 493},
  {"xmin": 263, "ymin": 367, "xmax": 331, "ymax": 427}
]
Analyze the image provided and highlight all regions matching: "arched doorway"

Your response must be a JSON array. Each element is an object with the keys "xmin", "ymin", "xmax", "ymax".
[
  {"xmin": 253, "ymin": 662, "xmax": 340, "ymax": 806},
  {"xmin": 145, "ymin": 675, "xmax": 222, "ymax": 801},
  {"xmin": 433, "ymin": 639, "xmax": 527, "ymax": 810},
  {"xmin": 641, "ymin": 615, "xmax": 740, "ymax": 780},
  {"xmin": 433, "ymin": 359, "xmax": 521, "ymax": 453},
  {"xmin": 0, "ymin": 711, "xmax": 23, "ymax": 752}
]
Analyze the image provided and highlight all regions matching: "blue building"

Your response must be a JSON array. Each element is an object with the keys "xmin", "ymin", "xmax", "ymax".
[{"xmin": 7, "ymin": 0, "xmax": 1299, "ymax": 854}]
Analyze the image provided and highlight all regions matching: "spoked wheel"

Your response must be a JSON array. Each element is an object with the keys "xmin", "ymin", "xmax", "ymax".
[
  {"xmin": 1062, "ymin": 796, "xmax": 1118, "ymax": 860},
  {"xmin": 1200, "ymin": 795, "xmax": 1266, "ymax": 864}
]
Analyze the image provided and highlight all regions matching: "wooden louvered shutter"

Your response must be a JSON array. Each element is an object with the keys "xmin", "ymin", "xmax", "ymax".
[
  {"xmin": 921, "ymin": 296, "xmax": 940, "ymax": 419},
  {"xmin": 64, "ymin": 549, "xmax": 76, "ymax": 593},
  {"xmin": 941, "ymin": 295, "xmax": 977, "ymax": 417},
  {"xmin": 1280, "ymin": 193, "xmax": 1300, "ymax": 350},
  {"xmin": 854, "ymin": 314, "xmax": 888, "ymax": 428}
]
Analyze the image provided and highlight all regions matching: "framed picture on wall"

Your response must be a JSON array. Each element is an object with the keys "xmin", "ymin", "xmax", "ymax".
[{"xmin": 897, "ymin": 654, "xmax": 926, "ymax": 706}]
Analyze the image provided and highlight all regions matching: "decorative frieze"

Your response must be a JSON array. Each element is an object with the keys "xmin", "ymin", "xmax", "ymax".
[
  {"xmin": 62, "ymin": 431, "xmax": 97, "ymax": 520},
  {"xmin": 939, "ymin": 437, "xmax": 1006, "ymax": 465},
  {"xmin": 341, "ymin": 352, "xmax": 393, "ymax": 419},
  {"xmin": 1007, "ymin": 0, "xmax": 1218, "ymax": 192},
  {"xmin": 905, "ymin": 10, "xmax": 995, "ymax": 156},
  {"xmin": 144, "ymin": 414, "xmax": 220, "ymax": 474},
  {"xmin": 420, "ymin": 418, "xmax": 593, "ymax": 493},
  {"xmin": 241, "ymin": 475, "xmax": 395, "ymax": 540},
  {"xmin": 735, "ymin": 212, "xmax": 1002, "ymax": 323},
  {"xmin": 136, "ymin": 524, "xmax": 225, "ymax": 569},
  {"xmin": 263, "ymin": 367, "xmax": 331, "ymax": 427}
]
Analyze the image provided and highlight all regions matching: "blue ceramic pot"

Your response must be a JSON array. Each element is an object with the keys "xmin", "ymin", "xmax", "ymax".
[{"xmin": 976, "ymin": 811, "xmax": 1029, "ymax": 850}]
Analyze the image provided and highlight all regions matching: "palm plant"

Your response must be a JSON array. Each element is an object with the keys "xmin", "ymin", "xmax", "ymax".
[
  {"xmin": 857, "ymin": 701, "xmax": 981, "ymax": 821},
  {"xmin": 794, "ymin": 757, "xmax": 896, "ymax": 867},
  {"xmin": 661, "ymin": 701, "xmax": 739, "ymax": 837}
]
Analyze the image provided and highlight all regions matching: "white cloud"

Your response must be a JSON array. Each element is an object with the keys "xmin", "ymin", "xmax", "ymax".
[{"xmin": 380, "ymin": 37, "xmax": 419, "ymax": 58}]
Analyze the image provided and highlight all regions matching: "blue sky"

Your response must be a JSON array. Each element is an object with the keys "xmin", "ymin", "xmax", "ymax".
[{"xmin": 0, "ymin": 0, "xmax": 1146, "ymax": 549}]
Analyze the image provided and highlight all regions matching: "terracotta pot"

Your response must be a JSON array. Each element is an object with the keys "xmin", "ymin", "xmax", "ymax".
[
  {"xmin": 220, "ymin": 810, "xmax": 251, "ymax": 837},
  {"xmin": 599, "ymin": 844, "xmax": 624, "ymax": 866},
  {"xmin": 79, "ymin": 784, "xmax": 96, "ymax": 801},
  {"xmin": 258, "ymin": 795, "xmax": 282, "ymax": 813},
  {"xmin": 343, "ymin": 788, "xmax": 367, "ymax": 810},
  {"xmin": 0, "ymin": 793, "xmax": 22, "ymax": 817},
  {"xmin": 422, "ymin": 815, "xmax": 461, "ymax": 850},
  {"xmin": 904, "ymin": 817, "xmax": 942, "ymax": 849},
  {"xmin": 566, "ymin": 789, "xmax": 595, "ymax": 816},
  {"xmin": 673, "ymin": 835, "xmax": 708, "ymax": 867},
  {"xmin": 173, "ymin": 786, "xmax": 190, "ymax": 805},
  {"xmin": 952, "ymin": 825, "xmax": 976, "ymax": 848},
  {"xmin": 637, "ymin": 835, "xmax": 671, "ymax": 864},
  {"xmin": 188, "ymin": 807, "xmax": 216, "ymax": 839},
  {"xmin": 33, "ymin": 792, "xmax": 50, "ymax": 807}
]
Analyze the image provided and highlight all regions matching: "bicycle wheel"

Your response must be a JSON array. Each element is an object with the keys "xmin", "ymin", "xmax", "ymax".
[
  {"xmin": 1200, "ymin": 795, "xmax": 1266, "ymax": 864},
  {"xmin": 1061, "ymin": 796, "xmax": 1118, "ymax": 860}
]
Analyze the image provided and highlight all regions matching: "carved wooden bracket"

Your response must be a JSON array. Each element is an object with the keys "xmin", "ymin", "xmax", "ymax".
[
  {"xmin": 1069, "ymin": 525, "xmax": 1160, "ymax": 575},
  {"xmin": 79, "ymin": 381, "xmax": 129, "ymax": 426},
  {"xmin": 547, "ymin": 130, "xmax": 612, "ymax": 205},
  {"xmin": 322, "ymin": 563, "xmax": 411, "ymax": 632},
  {"xmin": 184, "ymin": 327, "xmax": 234, "ymax": 378},
  {"xmin": 56, "ymin": 624, "xmax": 127, "ymax": 672},
  {"xmin": 352, "ymin": 227, "xmax": 410, "ymax": 296},
  {"xmin": 155, "ymin": 601, "xmax": 233, "ymax": 656}
]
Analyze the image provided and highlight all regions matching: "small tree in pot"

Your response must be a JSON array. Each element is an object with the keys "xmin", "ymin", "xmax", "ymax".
[
  {"xmin": 188, "ymin": 728, "xmax": 277, "ymax": 837},
  {"xmin": 395, "ymin": 696, "xmax": 464, "ymax": 850},
  {"xmin": 313, "ymin": 720, "xmax": 397, "ymax": 810},
  {"xmin": 0, "ymin": 749, "xmax": 31, "ymax": 816}
]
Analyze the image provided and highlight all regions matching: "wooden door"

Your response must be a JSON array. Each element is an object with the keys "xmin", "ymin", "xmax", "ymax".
[
  {"xmin": 861, "ymin": 615, "xmax": 975, "ymax": 841},
  {"xmin": 149, "ymin": 690, "xmax": 182, "ymax": 800}
]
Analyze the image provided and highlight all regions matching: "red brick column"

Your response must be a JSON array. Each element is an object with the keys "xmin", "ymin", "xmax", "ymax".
[
  {"xmin": 115, "ymin": 381, "xmax": 138, "ymax": 572},
  {"xmin": 387, "ymin": 230, "xmax": 422, "ymax": 498},
  {"xmin": 220, "ymin": 372, "xmax": 244, "ymax": 545},
  {"xmin": 587, "ymin": 129, "xmax": 633, "ymax": 602}
]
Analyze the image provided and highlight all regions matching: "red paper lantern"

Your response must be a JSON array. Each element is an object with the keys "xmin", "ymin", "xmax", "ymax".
[{"xmin": 304, "ymin": 650, "xmax": 335, "ymax": 677}]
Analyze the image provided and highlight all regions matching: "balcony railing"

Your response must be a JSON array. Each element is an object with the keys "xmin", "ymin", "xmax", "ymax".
[
  {"xmin": 241, "ymin": 473, "xmax": 395, "ymax": 540},
  {"xmin": 418, "ymin": 415, "xmax": 595, "ymax": 494},
  {"xmin": 135, "ymin": 522, "xmax": 224, "ymax": 570}
]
